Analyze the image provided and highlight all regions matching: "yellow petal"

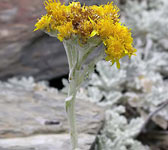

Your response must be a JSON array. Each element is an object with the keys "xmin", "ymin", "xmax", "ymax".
[{"xmin": 90, "ymin": 30, "xmax": 98, "ymax": 37}]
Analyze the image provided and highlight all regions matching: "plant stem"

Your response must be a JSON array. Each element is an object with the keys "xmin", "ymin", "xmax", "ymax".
[
  {"xmin": 63, "ymin": 38, "xmax": 104, "ymax": 150},
  {"xmin": 66, "ymin": 79, "xmax": 78, "ymax": 150}
]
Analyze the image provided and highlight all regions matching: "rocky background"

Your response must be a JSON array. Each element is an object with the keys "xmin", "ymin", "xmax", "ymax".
[{"xmin": 0, "ymin": 0, "xmax": 68, "ymax": 81}]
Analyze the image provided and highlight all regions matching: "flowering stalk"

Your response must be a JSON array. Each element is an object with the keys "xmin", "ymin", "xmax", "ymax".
[
  {"xmin": 64, "ymin": 37, "xmax": 104, "ymax": 149},
  {"xmin": 34, "ymin": 0, "xmax": 136, "ymax": 149}
]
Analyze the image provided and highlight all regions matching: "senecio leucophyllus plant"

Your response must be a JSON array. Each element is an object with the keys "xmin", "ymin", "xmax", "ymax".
[{"xmin": 34, "ymin": 0, "xmax": 136, "ymax": 149}]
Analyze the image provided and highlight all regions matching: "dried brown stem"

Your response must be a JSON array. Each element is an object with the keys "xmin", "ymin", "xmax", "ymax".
[{"xmin": 138, "ymin": 99, "xmax": 168, "ymax": 136}]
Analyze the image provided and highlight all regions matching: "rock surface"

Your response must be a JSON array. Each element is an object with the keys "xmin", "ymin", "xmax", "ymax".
[
  {"xmin": 0, "ymin": 0, "xmax": 68, "ymax": 81},
  {"xmin": 0, "ymin": 77, "xmax": 104, "ymax": 150},
  {"xmin": 0, "ymin": 134, "xmax": 95, "ymax": 150}
]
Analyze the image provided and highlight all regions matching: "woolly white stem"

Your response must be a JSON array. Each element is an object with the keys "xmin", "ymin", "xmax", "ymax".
[
  {"xmin": 65, "ymin": 79, "xmax": 78, "ymax": 149},
  {"xmin": 63, "ymin": 37, "xmax": 105, "ymax": 150}
]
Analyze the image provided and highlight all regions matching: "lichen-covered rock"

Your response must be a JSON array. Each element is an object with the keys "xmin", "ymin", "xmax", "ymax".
[{"xmin": 0, "ymin": 77, "xmax": 104, "ymax": 150}]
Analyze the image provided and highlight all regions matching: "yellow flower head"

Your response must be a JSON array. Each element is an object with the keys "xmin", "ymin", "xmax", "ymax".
[{"xmin": 34, "ymin": 0, "xmax": 136, "ymax": 68}]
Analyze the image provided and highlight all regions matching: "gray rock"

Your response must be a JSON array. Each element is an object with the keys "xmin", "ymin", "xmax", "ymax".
[
  {"xmin": 0, "ymin": 77, "xmax": 104, "ymax": 150},
  {"xmin": 0, "ymin": 134, "xmax": 95, "ymax": 150},
  {"xmin": 0, "ymin": 0, "xmax": 68, "ymax": 81}
]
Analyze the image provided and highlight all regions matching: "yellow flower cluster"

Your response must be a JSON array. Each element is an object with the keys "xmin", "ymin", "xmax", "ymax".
[{"xmin": 34, "ymin": 0, "xmax": 136, "ymax": 68}]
